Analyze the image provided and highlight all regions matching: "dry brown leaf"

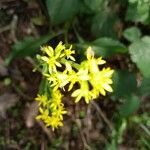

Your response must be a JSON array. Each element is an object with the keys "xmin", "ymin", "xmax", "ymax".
[
  {"xmin": 24, "ymin": 101, "xmax": 38, "ymax": 128},
  {"xmin": 0, "ymin": 93, "xmax": 18, "ymax": 117},
  {"xmin": 0, "ymin": 57, "xmax": 8, "ymax": 76}
]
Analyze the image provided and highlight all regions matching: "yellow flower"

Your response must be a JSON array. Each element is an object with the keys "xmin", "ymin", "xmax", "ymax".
[
  {"xmin": 87, "ymin": 47, "xmax": 106, "ymax": 65},
  {"xmin": 72, "ymin": 81, "xmax": 92, "ymax": 103},
  {"xmin": 65, "ymin": 61, "xmax": 72, "ymax": 72},
  {"xmin": 86, "ymin": 47, "xmax": 106, "ymax": 73},
  {"xmin": 36, "ymin": 90, "xmax": 67, "ymax": 130},
  {"xmin": 77, "ymin": 68, "xmax": 89, "ymax": 81},
  {"xmin": 45, "ymin": 116, "xmax": 63, "ymax": 131},
  {"xmin": 40, "ymin": 47, "xmax": 62, "ymax": 73},
  {"xmin": 71, "ymin": 48, "xmax": 114, "ymax": 103},
  {"xmin": 55, "ymin": 41, "xmax": 65, "ymax": 58},
  {"xmin": 67, "ymin": 70, "xmax": 78, "ymax": 91},
  {"xmin": 35, "ymin": 43, "xmax": 115, "ymax": 130},
  {"xmin": 45, "ymin": 72, "xmax": 69, "ymax": 90},
  {"xmin": 36, "ymin": 107, "xmax": 49, "ymax": 120},
  {"xmin": 50, "ymin": 90, "xmax": 63, "ymax": 110},
  {"xmin": 99, "ymin": 68, "xmax": 114, "ymax": 92},
  {"xmin": 86, "ymin": 47, "xmax": 94, "ymax": 60},
  {"xmin": 64, "ymin": 45, "xmax": 75, "ymax": 61},
  {"xmin": 35, "ymin": 94, "xmax": 48, "ymax": 106},
  {"xmin": 41, "ymin": 45, "xmax": 54, "ymax": 57},
  {"xmin": 90, "ymin": 67, "xmax": 114, "ymax": 97},
  {"xmin": 40, "ymin": 42, "xmax": 66, "ymax": 74},
  {"xmin": 52, "ymin": 105, "xmax": 67, "ymax": 120}
]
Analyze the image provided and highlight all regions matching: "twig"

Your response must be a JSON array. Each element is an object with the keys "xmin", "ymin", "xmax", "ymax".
[
  {"xmin": 0, "ymin": 25, "xmax": 10, "ymax": 33},
  {"xmin": 6, "ymin": 144, "xmax": 20, "ymax": 150},
  {"xmin": 139, "ymin": 124, "xmax": 150, "ymax": 137},
  {"xmin": 10, "ymin": 15, "xmax": 18, "ymax": 42},
  {"xmin": 0, "ymin": 15, "xmax": 18, "ymax": 42},
  {"xmin": 75, "ymin": 119, "xmax": 92, "ymax": 150},
  {"xmin": 85, "ymin": 103, "xmax": 92, "ymax": 143},
  {"xmin": 80, "ymin": 130, "xmax": 92, "ymax": 150},
  {"xmin": 91, "ymin": 101, "xmax": 113, "ymax": 131},
  {"xmin": 37, "ymin": 121, "xmax": 53, "ymax": 142}
]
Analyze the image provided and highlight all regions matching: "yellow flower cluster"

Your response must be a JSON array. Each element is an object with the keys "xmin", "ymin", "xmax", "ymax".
[
  {"xmin": 38, "ymin": 41, "xmax": 75, "ymax": 74},
  {"xmin": 71, "ymin": 47, "xmax": 114, "ymax": 103},
  {"xmin": 35, "ymin": 42, "xmax": 114, "ymax": 130},
  {"xmin": 35, "ymin": 90, "xmax": 67, "ymax": 130}
]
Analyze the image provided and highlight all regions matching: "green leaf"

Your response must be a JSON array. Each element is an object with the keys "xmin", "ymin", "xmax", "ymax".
[
  {"xmin": 77, "ymin": 37, "xmax": 127, "ymax": 58},
  {"xmin": 91, "ymin": 9, "xmax": 119, "ymax": 38},
  {"xmin": 5, "ymin": 34, "xmax": 52, "ymax": 65},
  {"xmin": 126, "ymin": 2, "xmax": 149, "ymax": 23},
  {"xmin": 129, "ymin": 36, "xmax": 150, "ymax": 78},
  {"xmin": 46, "ymin": 0, "xmax": 80, "ymax": 24},
  {"xmin": 129, "ymin": 0, "xmax": 137, "ymax": 3},
  {"xmin": 31, "ymin": 16, "xmax": 46, "ymax": 26},
  {"xmin": 123, "ymin": 26, "xmax": 141, "ymax": 42},
  {"xmin": 83, "ymin": 0, "xmax": 105, "ymax": 13},
  {"xmin": 119, "ymin": 95, "xmax": 140, "ymax": 117},
  {"xmin": 111, "ymin": 70, "xmax": 137, "ymax": 100},
  {"xmin": 137, "ymin": 77, "xmax": 150, "ymax": 96}
]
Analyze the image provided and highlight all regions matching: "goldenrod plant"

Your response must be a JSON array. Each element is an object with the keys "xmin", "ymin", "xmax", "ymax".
[{"xmin": 35, "ymin": 42, "xmax": 114, "ymax": 130}]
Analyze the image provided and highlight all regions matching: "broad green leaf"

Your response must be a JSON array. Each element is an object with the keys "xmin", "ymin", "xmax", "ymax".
[
  {"xmin": 129, "ymin": 36, "xmax": 150, "ymax": 78},
  {"xmin": 77, "ymin": 37, "xmax": 127, "ymax": 58},
  {"xmin": 137, "ymin": 77, "xmax": 150, "ymax": 96},
  {"xmin": 142, "ymin": 36, "xmax": 150, "ymax": 44},
  {"xmin": 129, "ymin": 0, "xmax": 137, "ymax": 3},
  {"xmin": 119, "ymin": 95, "xmax": 140, "ymax": 117},
  {"xmin": 123, "ymin": 27, "xmax": 141, "ymax": 42},
  {"xmin": 5, "ymin": 34, "xmax": 52, "ymax": 65},
  {"xmin": 83, "ymin": 0, "xmax": 105, "ymax": 13},
  {"xmin": 126, "ymin": 2, "xmax": 149, "ymax": 23},
  {"xmin": 46, "ymin": 0, "xmax": 80, "ymax": 24},
  {"xmin": 91, "ymin": 9, "xmax": 119, "ymax": 38},
  {"xmin": 111, "ymin": 70, "xmax": 137, "ymax": 100}
]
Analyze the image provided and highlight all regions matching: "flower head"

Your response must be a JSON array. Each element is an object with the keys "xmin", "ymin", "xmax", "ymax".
[
  {"xmin": 72, "ymin": 81, "xmax": 92, "ymax": 103},
  {"xmin": 90, "ymin": 67, "xmax": 114, "ymax": 97},
  {"xmin": 45, "ymin": 116, "xmax": 63, "ymax": 131},
  {"xmin": 35, "ymin": 94, "xmax": 48, "ymax": 106},
  {"xmin": 35, "ymin": 43, "xmax": 114, "ymax": 130},
  {"xmin": 64, "ymin": 45, "xmax": 75, "ymax": 61},
  {"xmin": 35, "ymin": 89, "xmax": 67, "ymax": 130},
  {"xmin": 52, "ymin": 104, "xmax": 67, "ymax": 120},
  {"xmin": 71, "ymin": 47, "xmax": 114, "ymax": 103},
  {"xmin": 39, "ymin": 46, "xmax": 61, "ymax": 73},
  {"xmin": 50, "ymin": 90, "xmax": 63, "ymax": 110}
]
